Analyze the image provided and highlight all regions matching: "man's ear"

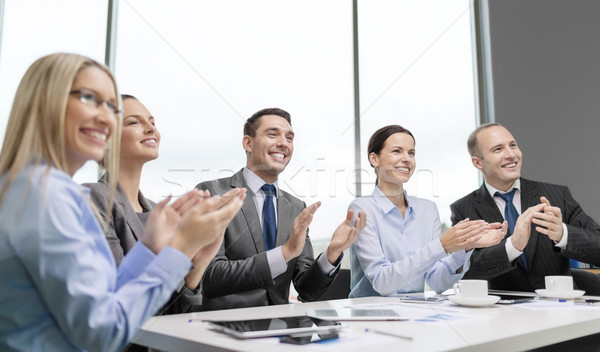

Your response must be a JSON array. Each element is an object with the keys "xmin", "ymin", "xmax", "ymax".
[
  {"xmin": 368, "ymin": 152, "xmax": 379, "ymax": 169},
  {"xmin": 472, "ymin": 156, "xmax": 483, "ymax": 171},
  {"xmin": 242, "ymin": 135, "xmax": 252, "ymax": 153}
]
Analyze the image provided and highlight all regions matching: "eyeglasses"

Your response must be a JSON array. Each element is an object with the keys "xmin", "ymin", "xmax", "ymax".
[{"xmin": 70, "ymin": 88, "xmax": 121, "ymax": 115}]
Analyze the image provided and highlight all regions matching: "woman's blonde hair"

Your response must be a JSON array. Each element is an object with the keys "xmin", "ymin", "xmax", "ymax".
[{"xmin": 0, "ymin": 53, "xmax": 122, "ymax": 224}]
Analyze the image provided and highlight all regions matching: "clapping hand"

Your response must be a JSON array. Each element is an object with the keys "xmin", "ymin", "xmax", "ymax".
[
  {"xmin": 282, "ymin": 202, "xmax": 321, "ymax": 262},
  {"xmin": 465, "ymin": 221, "xmax": 507, "ymax": 251},
  {"xmin": 532, "ymin": 197, "xmax": 564, "ymax": 242},
  {"xmin": 440, "ymin": 219, "xmax": 488, "ymax": 254},
  {"xmin": 142, "ymin": 189, "xmax": 206, "ymax": 254},
  {"xmin": 326, "ymin": 209, "xmax": 367, "ymax": 264}
]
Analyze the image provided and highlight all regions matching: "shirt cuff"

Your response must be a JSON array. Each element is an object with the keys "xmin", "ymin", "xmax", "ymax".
[
  {"xmin": 447, "ymin": 250, "xmax": 467, "ymax": 268},
  {"xmin": 116, "ymin": 241, "xmax": 157, "ymax": 288},
  {"xmin": 460, "ymin": 249, "xmax": 473, "ymax": 273},
  {"xmin": 432, "ymin": 238, "xmax": 449, "ymax": 260},
  {"xmin": 150, "ymin": 247, "xmax": 193, "ymax": 285},
  {"xmin": 267, "ymin": 246, "xmax": 287, "ymax": 279},
  {"xmin": 506, "ymin": 236, "xmax": 523, "ymax": 262},
  {"xmin": 317, "ymin": 252, "xmax": 341, "ymax": 277},
  {"xmin": 554, "ymin": 224, "xmax": 569, "ymax": 248}
]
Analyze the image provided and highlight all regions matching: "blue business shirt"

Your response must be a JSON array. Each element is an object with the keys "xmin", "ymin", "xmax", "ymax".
[
  {"xmin": 0, "ymin": 164, "xmax": 191, "ymax": 352},
  {"xmin": 349, "ymin": 187, "xmax": 472, "ymax": 297}
]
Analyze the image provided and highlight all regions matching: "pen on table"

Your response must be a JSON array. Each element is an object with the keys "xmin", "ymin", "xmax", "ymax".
[{"xmin": 365, "ymin": 328, "xmax": 413, "ymax": 341}]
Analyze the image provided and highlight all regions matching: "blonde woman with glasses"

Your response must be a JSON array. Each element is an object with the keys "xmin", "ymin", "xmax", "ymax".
[{"xmin": 0, "ymin": 53, "xmax": 244, "ymax": 351}]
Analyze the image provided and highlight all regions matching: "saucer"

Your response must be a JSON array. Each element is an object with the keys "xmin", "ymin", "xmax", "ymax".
[
  {"xmin": 448, "ymin": 295, "xmax": 500, "ymax": 307},
  {"xmin": 535, "ymin": 289, "xmax": 585, "ymax": 299}
]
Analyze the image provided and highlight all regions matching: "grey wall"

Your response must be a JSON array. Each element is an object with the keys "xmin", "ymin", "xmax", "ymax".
[{"xmin": 481, "ymin": 0, "xmax": 600, "ymax": 220}]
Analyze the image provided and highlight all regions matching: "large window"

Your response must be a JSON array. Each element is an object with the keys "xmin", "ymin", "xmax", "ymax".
[
  {"xmin": 358, "ymin": 0, "xmax": 478, "ymax": 227},
  {"xmin": 0, "ymin": 0, "xmax": 478, "ymax": 240},
  {"xmin": 0, "ymin": 0, "xmax": 108, "ymax": 182},
  {"xmin": 115, "ymin": 1, "xmax": 355, "ymax": 241}
]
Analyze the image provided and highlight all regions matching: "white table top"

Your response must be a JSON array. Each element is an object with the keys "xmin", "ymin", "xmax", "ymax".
[{"xmin": 134, "ymin": 294, "xmax": 600, "ymax": 352}]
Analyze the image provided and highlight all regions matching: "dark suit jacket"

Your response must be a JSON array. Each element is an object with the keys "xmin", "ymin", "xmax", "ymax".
[
  {"xmin": 196, "ymin": 169, "xmax": 335, "ymax": 311},
  {"xmin": 450, "ymin": 178, "xmax": 600, "ymax": 291},
  {"xmin": 85, "ymin": 175, "xmax": 201, "ymax": 314}
]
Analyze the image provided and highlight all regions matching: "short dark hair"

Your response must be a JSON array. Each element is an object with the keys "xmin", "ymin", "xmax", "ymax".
[
  {"xmin": 243, "ymin": 108, "xmax": 291, "ymax": 137},
  {"xmin": 367, "ymin": 124, "xmax": 415, "ymax": 168},
  {"xmin": 467, "ymin": 123, "xmax": 501, "ymax": 158}
]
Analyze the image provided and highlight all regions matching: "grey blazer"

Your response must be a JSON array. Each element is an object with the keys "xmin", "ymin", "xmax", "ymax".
[
  {"xmin": 450, "ymin": 178, "xmax": 600, "ymax": 292},
  {"xmin": 85, "ymin": 175, "xmax": 201, "ymax": 314},
  {"xmin": 85, "ymin": 175, "xmax": 154, "ymax": 266},
  {"xmin": 196, "ymin": 169, "xmax": 335, "ymax": 311}
]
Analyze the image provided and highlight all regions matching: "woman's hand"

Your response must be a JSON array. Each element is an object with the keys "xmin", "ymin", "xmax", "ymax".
[
  {"xmin": 170, "ymin": 188, "xmax": 246, "ymax": 259},
  {"xmin": 141, "ymin": 190, "xmax": 205, "ymax": 254},
  {"xmin": 181, "ymin": 188, "xmax": 247, "ymax": 289},
  {"xmin": 465, "ymin": 221, "xmax": 507, "ymax": 251},
  {"xmin": 440, "ymin": 219, "xmax": 488, "ymax": 254}
]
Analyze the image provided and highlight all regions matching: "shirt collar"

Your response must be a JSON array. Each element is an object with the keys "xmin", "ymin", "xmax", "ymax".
[
  {"xmin": 484, "ymin": 178, "xmax": 521, "ymax": 197},
  {"xmin": 243, "ymin": 167, "xmax": 279, "ymax": 197},
  {"xmin": 371, "ymin": 186, "xmax": 415, "ymax": 216}
]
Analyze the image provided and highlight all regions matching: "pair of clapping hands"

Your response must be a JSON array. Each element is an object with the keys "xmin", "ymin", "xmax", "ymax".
[
  {"xmin": 141, "ymin": 188, "xmax": 246, "ymax": 272},
  {"xmin": 443, "ymin": 196, "xmax": 563, "ymax": 253}
]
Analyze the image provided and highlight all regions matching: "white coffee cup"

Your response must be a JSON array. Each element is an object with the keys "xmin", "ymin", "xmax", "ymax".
[
  {"xmin": 453, "ymin": 279, "xmax": 488, "ymax": 298},
  {"xmin": 545, "ymin": 276, "xmax": 573, "ymax": 292}
]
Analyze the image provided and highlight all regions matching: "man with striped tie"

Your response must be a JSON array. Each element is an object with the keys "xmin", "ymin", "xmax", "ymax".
[
  {"xmin": 451, "ymin": 123, "xmax": 600, "ymax": 292},
  {"xmin": 195, "ymin": 108, "xmax": 366, "ymax": 310}
]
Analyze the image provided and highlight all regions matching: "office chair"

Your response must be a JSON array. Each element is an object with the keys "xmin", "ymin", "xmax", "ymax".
[{"xmin": 571, "ymin": 268, "xmax": 600, "ymax": 296}]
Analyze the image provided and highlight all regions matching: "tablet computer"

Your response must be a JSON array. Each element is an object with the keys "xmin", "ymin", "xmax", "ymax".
[
  {"xmin": 574, "ymin": 298, "xmax": 600, "ymax": 306},
  {"xmin": 306, "ymin": 308, "xmax": 408, "ymax": 321},
  {"xmin": 496, "ymin": 294, "xmax": 536, "ymax": 304},
  {"xmin": 206, "ymin": 316, "xmax": 342, "ymax": 339}
]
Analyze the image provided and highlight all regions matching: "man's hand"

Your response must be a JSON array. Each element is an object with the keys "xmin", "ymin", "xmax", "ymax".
[
  {"xmin": 440, "ymin": 219, "xmax": 488, "ymax": 253},
  {"xmin": 465, "ymin": 221, "xmax": 507, "ymax": 251},
  {"xmin": 532, "ymin": 196, "xmax": 564, "ymax": 242},
  {"xmin": 282, "ymin": 202, "xmax": 321, "ymax": 262},
  {"xmin": 325, "ymin": 209, "xmax": 367, "ymax": 264},
  {"xmin": 511, "ymin": 203, "xmax": 546, "ymax": 251}
]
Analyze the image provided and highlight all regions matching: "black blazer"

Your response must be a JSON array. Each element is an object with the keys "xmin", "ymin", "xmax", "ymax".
[
  {"xmin": 195, "ymin": 169, "xmax": 335, "ymax": 311},
  {"xmin": 450, "ymin": 178, "xmax": 600, "ymax": 291}
]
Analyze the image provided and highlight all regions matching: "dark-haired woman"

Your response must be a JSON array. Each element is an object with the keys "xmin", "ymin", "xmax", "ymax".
[
  {"xmin": 349, "ymin": 125, "xmax": 506, "ymax": 297},
  {"xmin": 86, "ymin": 95, "xmax": 218, "ymax": 315}
]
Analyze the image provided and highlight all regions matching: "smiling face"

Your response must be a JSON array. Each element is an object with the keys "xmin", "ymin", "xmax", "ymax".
[
  {"xmin": 64, "ymin": 66, "xmax": 117, "ymax": 176},
  {"xmin": 119, "ymin": 97, "xmax": 160, "ymax": 166},
  {"xmin": 243, "ymin": 114, "xmax": 294, "ymax": 183},
  {"xmin": 369, "ymin": 132, "xmax": 416, "ymax": 190},
  {"xmin": 472, "ymin": 125, "xmax": 522, "ymax": 191}
]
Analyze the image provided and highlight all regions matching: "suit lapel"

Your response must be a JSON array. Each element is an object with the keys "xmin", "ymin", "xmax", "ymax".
[
  {"xmin": 231, "ymin": 170, "xmax": 264, "ymax": 253},
  {"xmin": 474, "ymin": 184, "xmax": 505, "ymax": 225},
  {"xmin": 101, "ymin": 175, "xmax": 146, "ymax": 241},
  {"xmin": 275, "ymin": 193, "xmax": 292, "ymax": 248},
  {"xmin": 116, "ymin": 185, "xmax": 146, "ymax": 241},
  {"xmin": 520, "ymin": 178, "xmax": 541, "ymax": 267}
]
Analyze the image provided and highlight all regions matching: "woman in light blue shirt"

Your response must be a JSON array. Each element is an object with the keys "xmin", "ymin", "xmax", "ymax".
[
  {"xmin": 0, "ymin": 53, "xmax": 244, "ymax": 352},
  {"xmin": 349, "ymin": 125, "xmax": 506, "ymax": 297}
]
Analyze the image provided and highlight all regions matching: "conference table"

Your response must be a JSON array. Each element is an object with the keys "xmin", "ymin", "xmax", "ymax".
[{"xmin": 134, "ymin": 292, "xmax": 600, "ymax": 352}]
